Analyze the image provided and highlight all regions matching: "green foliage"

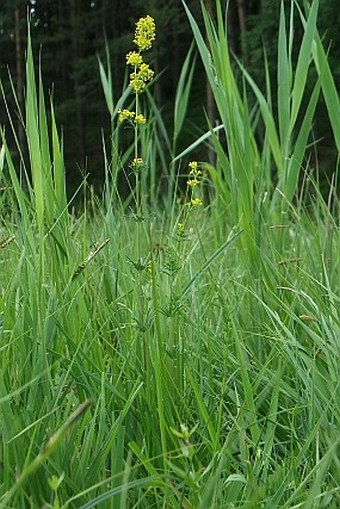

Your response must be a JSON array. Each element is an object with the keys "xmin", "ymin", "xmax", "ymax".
[{"xmin": 0, "ymin": 3, "xmax": 339, "ymax": 508}]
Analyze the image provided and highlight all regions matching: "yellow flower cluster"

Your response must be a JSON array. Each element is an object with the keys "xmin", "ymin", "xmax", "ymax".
[
  {"xmin": 135, "ymin": 113, "xmax": 147, "ymax": 124},
  {"xmin": 118, "ymin": 108, "xmax": 135, "ymax": 122},
  {"xmin": 126, "ymin": 51, "xmax": 143, "ymax": 66},
  {"xmin": 186, "ymin": 197, "xmax": 202, "ymax": 207},
  {"xmin": 186, "ymin": 161, "xmax": 203, "ymax": 207},
  {"xmin": 129, "ymin": 63, "xmax": 154, "ymax": 94},
  {"xmin": 133, "ymin": 15, "xmax": 156, "ymax": 51},
  {"xmin": 188, "ymin": 161, "xmax": 199, "ymax": 173},
  {"xmin": 123, "ymin": 16, "xmax": 156, "ymax": 94},
  {"xmin": 177, "ymin": 222, "xmax": 185, "ymax": 236},
  {"xmin": 187, "ymin": 179, "xmax": 199, "ymax": 188},
  {"xmin": 118, "ymin": 109, "xmax": 147, "ymax": 125},
  {"xmin": 129, "ymin": 157, "xmax": 145, "ymax": 172},
  {"xmin": 187, "ymin": 161, "xmax": 202, "ymax": 187},
  {"xmin": 121, "ymin": 16, "xmax": 156, "ymax": 173}
]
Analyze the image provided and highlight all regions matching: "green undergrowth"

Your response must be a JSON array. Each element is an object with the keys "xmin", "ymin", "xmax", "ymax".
[{"xmin": 0, "ymin": 1, "xmax": 339, "ymax": 508}]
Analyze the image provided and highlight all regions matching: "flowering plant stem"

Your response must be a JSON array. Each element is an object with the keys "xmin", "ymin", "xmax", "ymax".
[
  {"xmin": 134, "ymin": 90, "xmax": 147, "ymax": 373},
  {"xmin": 134, "ymin": 89, "xmax": 141, "ymax": 218},
  {"xmin": 121, "ymin": 16, "xmax": 155, "ymax": 373}
]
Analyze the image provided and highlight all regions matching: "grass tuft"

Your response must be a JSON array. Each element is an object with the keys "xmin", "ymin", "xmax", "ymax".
[{"xmin": 0, "ymin": 3, "xmax": 339, "ymax": 508}]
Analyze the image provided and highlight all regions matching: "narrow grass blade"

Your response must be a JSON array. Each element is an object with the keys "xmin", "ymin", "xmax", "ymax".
[
  {"xmin": 180, "ymin": 228, "xmax": 242, "ymax": 300},
  {"xmin": 278, "ymin": 1, "xmax": 291, "ymax": 160},
  {"xmin": 290, "ymin": 0, "xmax": 319, "ymax": 130}
]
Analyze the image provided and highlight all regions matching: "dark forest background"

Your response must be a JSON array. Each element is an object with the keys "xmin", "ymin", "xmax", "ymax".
[{"xmin": 1, "ymin": 0, "xmax": 339, "ymax": 192}]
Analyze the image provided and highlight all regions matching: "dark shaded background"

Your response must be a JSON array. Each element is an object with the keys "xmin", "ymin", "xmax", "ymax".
[{"xmin": 1, "ymin": 0, "xmax": 339, "ymax": 194}]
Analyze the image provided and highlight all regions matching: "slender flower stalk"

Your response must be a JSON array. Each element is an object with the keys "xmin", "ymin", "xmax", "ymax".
[
  {"xmin": 186, "ymin": 161, "xmax": 203, "ymax": 209},
  {"xmin": 118, "ymin": 15, "xmax": 156, "ymax": 218},
  {"xmin": 117, "ymin": 16, "xmax": 156, "ymax": 373},
  {"xmin": 176, "ymin": 160, "xmax": 203, "ymax": 242}
]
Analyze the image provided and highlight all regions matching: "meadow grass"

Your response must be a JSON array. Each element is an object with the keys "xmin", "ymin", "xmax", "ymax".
[{"xmin": 0, "ymin": 1, "xmax": 339, "ymax": 508}]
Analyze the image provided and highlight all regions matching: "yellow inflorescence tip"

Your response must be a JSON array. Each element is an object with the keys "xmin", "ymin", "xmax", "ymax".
[{"xmin": 133, "ymin": 15, "xmax": 156, "ymax": 52}]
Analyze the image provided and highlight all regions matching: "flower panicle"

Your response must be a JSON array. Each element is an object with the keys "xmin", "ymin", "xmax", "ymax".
[
  {"xmin": 118, "ymin": 109, "xmax": 147, "ymax": 125},
  {"xmin": 126, "ymin": 51, "xmax": 143, "ymax": 67},
  {"xmin": 186, "ymin": 161, "xmax": 203, "ymax": 207},
  {"xmin": 186, "ymin": 197, "xmax": 203, "ymax": 208},
  {"xmin": 187, "ymin": 178, "xmax": 199, "ymax": 188},
  {"xmin": 133, "ymin": 15, "xmax": 156, "ymax": 52},
  {"xmin": 177, "ymin": 222, "xmax": 185, "ymax": 238},
  {"xmin": 118, "ymin": 108, "xmax": 135, "ymax": 122},
  {"xmin": 129, "ymin": 63, "xmax": 154, "ymax": 94},
  {"xmin": 126, "ymin": 16, "xmax": 156, "ymax": 93},
  {"xmin": 135, "ymin": 114, "xmax": 147, "ymax": 125},
  {"xmin": 186, "ymin": 161, "xmax": 202, "ymax": 188},
  {"xmin": 120, "ymin": 15, "xmax": 156, "ymax": 179},
  {"xmin": 129, "ymin": 157, "xmax": 145, "ymax": 173}
]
